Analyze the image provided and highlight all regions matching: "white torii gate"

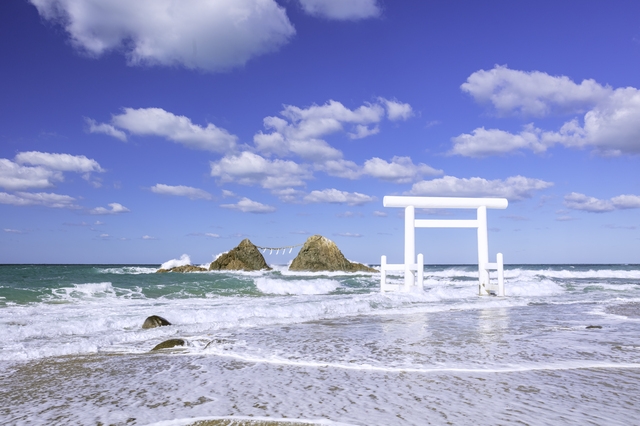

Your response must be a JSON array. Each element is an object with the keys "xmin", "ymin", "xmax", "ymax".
[{"xmin": 380, "ymin": 196, "xmax": 508, "ymax": 296}]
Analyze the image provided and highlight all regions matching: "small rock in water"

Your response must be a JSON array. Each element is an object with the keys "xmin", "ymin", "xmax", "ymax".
[
  {"xmin": 142, "ymin": 315, "xmax": 171, "ymax": 329},
  {"xmin": 586, "ymin": 325, "xmax": 602, "ymax": 329},
  {"xmin": 156, "ymin": 264, "xmax": 207, "ymax": 273},
  {"xmin": 151, "ymin": 339, "xmax": 185, "ymax": 351}
]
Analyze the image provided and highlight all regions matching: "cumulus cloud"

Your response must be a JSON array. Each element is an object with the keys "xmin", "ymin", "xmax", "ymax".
[
  {"xmin": 90, "ymin": 107, "xmax": 238, "ymax": 153},
  {"xmin": 318, "ymin": 159, "xmax": 361, "ymax": 179},
  {"xmin": 348, "ymin": 124, "xmax": 380, "ymax": 140},
  {"xmin": 151, "ymin": 183, "xmax": 212, "ymax": 200},
  {"xmin": 30, "ymin": 0, "xmax": 295, "ymax": 72},
  {"xmin": 210, "ymin": 151, "xmax": 311, "ymax": 189},
  {"xmin": 253, "ymin": 99, "xmax": 409, "ymax": 161},
  {"xmin": 0, "ymin": 159, "xmax": 62, "ymax": 191},
  {"xmin": 89, "ymin": 202, "xmax": 130, "ymax": 215},
  {"xmin": 221, "ymin": 197, "xmax": 276, "ymax": 213},
  {"xmin": 461, "ymin": 65, "xmax": 611, "ymax": 117},
  {"xmin": 85, "ymin": 118, "xmax": 127, "ymax": 141},
  {"xmin": 564, "ymin": 192, "xmax": 640, "ymax": 213},
  {"xmin": 15, "ymin": 151, "xmax": 104, "ymax": 173},
  {"xmin": 379, "ymin": 98, "xmax": 414, "ymax": 121},
  {"xmin": 303, "ymin": 188, "xmax": 375, "ymax": 205},
  {"xmin": 409, "ymin": 175, "xmax": 553, "ymax": 201},
  {"xmin": 361, "ymin": 156, "xmax": 443, "ymax": 183},
  {"xmin": 297, "ymin": 0, "xmax": 380, "ymax": 20},
  {"xmin": 271, "ymin": 187, "xmax": 306, "ymax": 203},
  {"xmin": 0, "ymin": 191, "xmax": 80, "ymax": 209},
  {"xmin": 454, "ymin": 67, "xmax": 640, "ymax": 157}
]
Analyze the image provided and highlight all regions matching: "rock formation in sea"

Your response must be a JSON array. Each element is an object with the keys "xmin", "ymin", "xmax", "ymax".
[
  {"xmin": 289, "ymin": 234, "xmax": 377, "ymax": 272},
  {"xmin": 209, "ymin": 238, "xmax": 271, "ymax": 271},
  {"xmin": 142, "ymin": 315, "xmax": 172, "ymax": 329},
  {"xmin": 151, "ymin": 338, "xmax": 185, "ymax": 351},
  {"xmin": 156, "ymin": 265, "xmax": 208, "ymax": 273}
]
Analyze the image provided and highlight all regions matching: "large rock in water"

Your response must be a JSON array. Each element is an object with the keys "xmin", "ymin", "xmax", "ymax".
[
  {"xmin": 156, "ymin": 265, "xmax": 207, "ymax": 273},
  {"xmin": 289, "ymin": 235, "xmax": 376, "ymax": 272},
  {"xmin": 209, "ymin": 238, "xmax": 271, "ymax": 271}
]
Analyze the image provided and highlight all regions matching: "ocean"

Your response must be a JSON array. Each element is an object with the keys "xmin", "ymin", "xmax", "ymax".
[{"xmin": 1, "ymin": 263, "xmax": 640, "ymax": 425}]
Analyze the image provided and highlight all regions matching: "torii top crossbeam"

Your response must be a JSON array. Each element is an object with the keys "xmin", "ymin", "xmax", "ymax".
[{"xmin": 383, "ymin": 196, "xmax": 508, "ymax": 209}]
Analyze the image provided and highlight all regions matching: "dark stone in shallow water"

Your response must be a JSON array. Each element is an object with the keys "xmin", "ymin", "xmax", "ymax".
[
  {"xmin": 586, "ymin": 325, "xmax": 602, "ymax": 329},
  {"xmin": 151, "ymin": 339, "xmax": 185, "ymax": 351},
  {"xmin": 142, "ymin": 315, "xmax": 171, "ymax": 329}
]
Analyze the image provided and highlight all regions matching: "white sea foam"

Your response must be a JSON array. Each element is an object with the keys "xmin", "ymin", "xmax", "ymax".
[
  {"xmin": 160, "ymin": 254, "xmax": 192, "ymax": 270},
  {"xmin": 256, "ymin": 278, "xmax": 340, "ymax": 295},
  {"xmin": 98, "ymin": 266, "xmax": 158, "ymax": 274}
]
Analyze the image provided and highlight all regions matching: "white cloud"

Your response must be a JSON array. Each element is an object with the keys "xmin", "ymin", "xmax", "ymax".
[
  {"xmin": 89, "ymin": 202, "xmax": 130, "ymax": 215},
  {"xmin": 4, "ymin": 228, "xmax": 25, "ymax": 234},
  {"xmin": 348, "ymin": 124, "xmax": 379, "ymax": 140},
  {"xmin": 30, "ymin": 0, "xmax": 295, "ymax": 72},
  {"xmin": 151, "ymin": 183, "xmax": 212, "ymax": 200},
  {"xmin": 0, "ymin": 159, "xmax": 62, "ymax": 190},
  {"xmin": 0, "ymin": 191, "xmax": 80, "ymax": 209},
  {"xmin": 564, "ymin": 192, "xmax": 640, "ymax": 213},
  {"xmin": 221, "ymin": 197, "xmax": 276, "ymax": 213},
  {"xmin": 271, "ymin": 187, "xmax": 305, "ymax": 203},
  {"xmin": 362, "ymin": 156, "xmax": 443, "ymax": 183},
  {"xmin": 333, "ymin": 232, "xmax": 362, "ymax": 237},
  {"xmin": 85, "ymin": 118, "xmax": 127, "ymax": 141},
  {"xmin": 455, "ymin": 67, "xmax": 640, "ymax": 157},
  {"xmin": 205, "ymin": 233, "xmax": 221, "ymax": 238},
  {"xmin": 254, "ymin": 99, "xmax": 409, "ymax": 161},
  {"xmin": 449, "ymin": 124, "xmax": 555, "ymax": 158},
  {"xmin": 142, "ymin": 235, "xmax": 156, "ymax": 240},
  {"xmin": 15, "ymin": 151, "xmax": 104, "ymax": 173},
  {"xmin": 461, "ymin": 65, "xmax": 611, "ymax": 117},
  {"xmin": 575, "ymin": 88, "xmax": 640, "ymax": 156},
  {"xmin": 379, "ymin": 98, "xmax": 414, "ymax": 121},
  {"xmin": 210, "ymin": 151, "xmax": 311, "ymax": 188},
  {"xmin": 373, "ymin": 210, "xmax": 387, "ymax": 217},
  {"xmin": 318, "ymin": 159, "xmax": 361, "ymax": 179},
  {"xmin": 297, "ymin": 0, "xmax": 380, "ymax": 20},
  {"xmin": 98, "ymin": 107, "xmax": 238, "ymax": 153},
  {"xmin": 409, "ymin": 175, "xmax": 553, "ymax": 201},
  {"xmin": 303, "ymin": 188, "xmax": 375, "ymax": 205}
]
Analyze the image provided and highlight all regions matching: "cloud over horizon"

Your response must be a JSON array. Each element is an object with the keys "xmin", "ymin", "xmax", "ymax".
[
  {"xmin": 564, "ymin": 192, "xmax": 640, "ymax": 213},
  {"xmin": 220, "ymin": 197, "xmax": 276, "ymax": 213},
  {"xmin": 90, "ymin": 108, "xmax": 238, "ymax": 153},
  {"xmin": 452, "ymin": 66, "xmax": 640, "ymax": 157},
  {"xmin": 409, "ymin": 175, "xmax": 553, "ymax": 201},
  {"xmin": 151, "ymin": 184, "xmax": 213, "ymax": 200}
]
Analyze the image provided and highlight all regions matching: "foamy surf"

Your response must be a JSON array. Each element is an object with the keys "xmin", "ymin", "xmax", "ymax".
[{"xmin": 2, "ymin": 263, "xmax": 640, "ymax": 426}]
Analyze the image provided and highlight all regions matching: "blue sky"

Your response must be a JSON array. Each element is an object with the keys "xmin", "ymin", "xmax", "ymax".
[{"xmin": 1, "ymin": 0, "xmax": 639, "ymax": 265}]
